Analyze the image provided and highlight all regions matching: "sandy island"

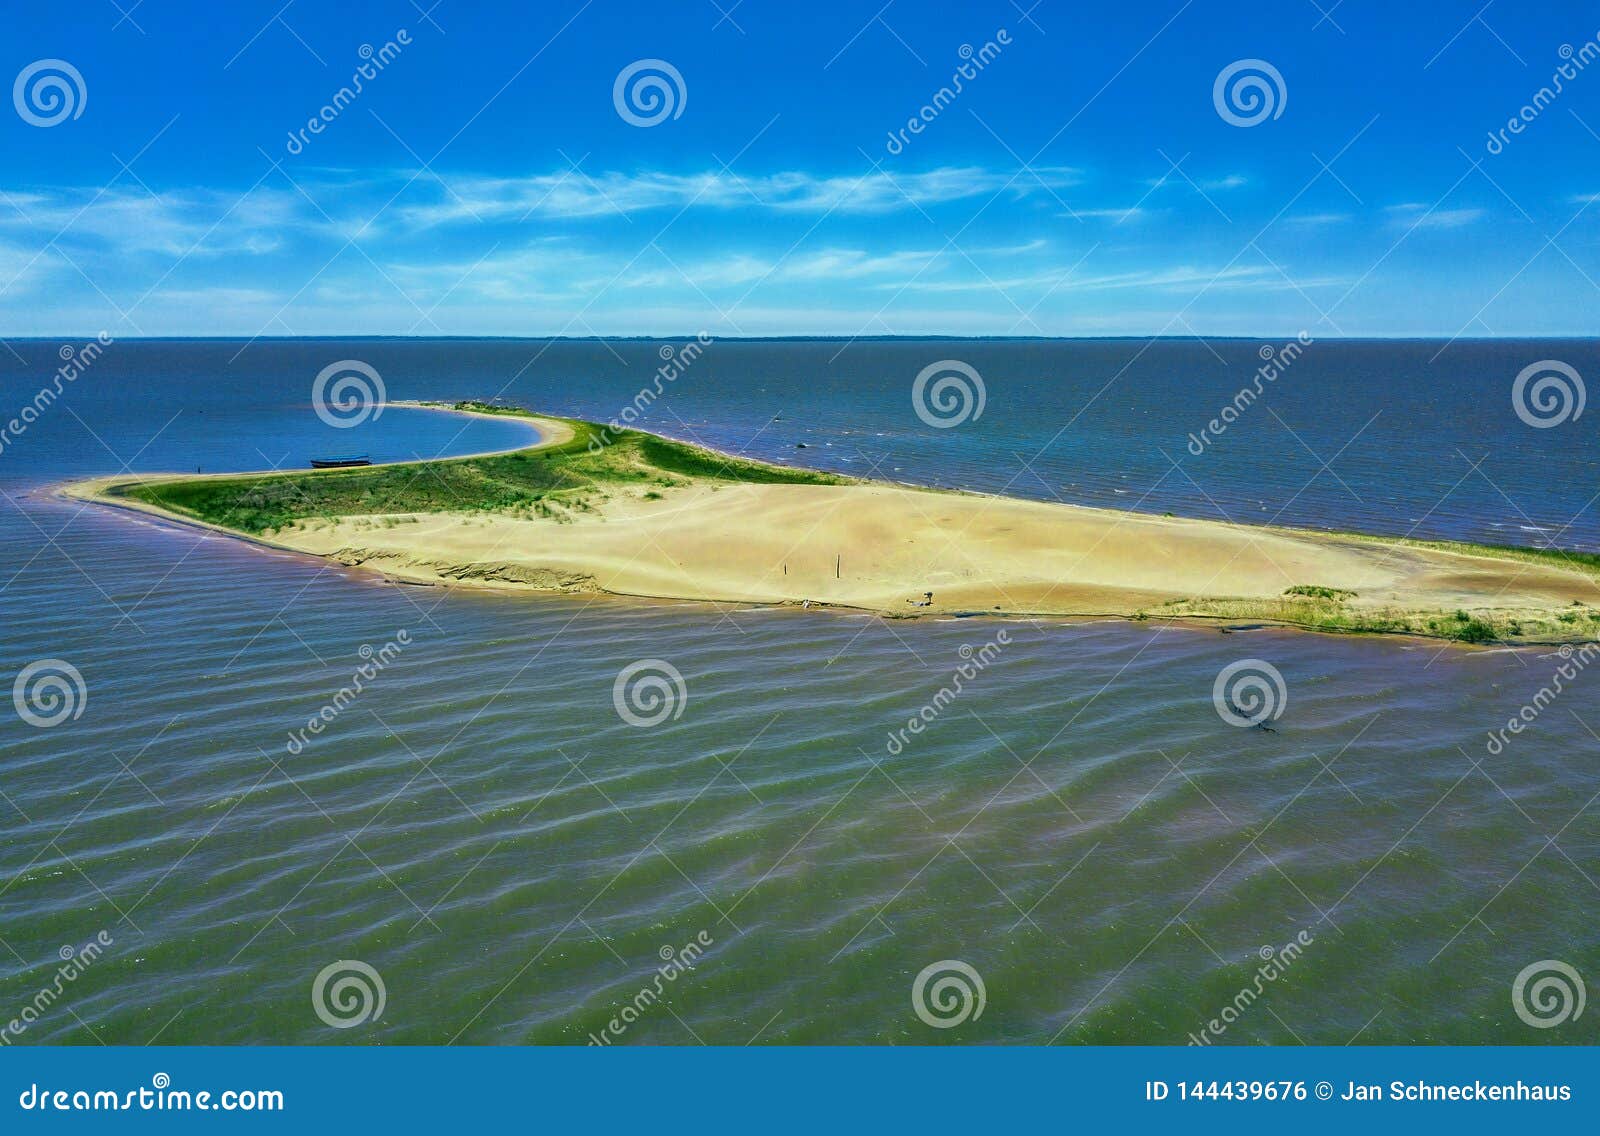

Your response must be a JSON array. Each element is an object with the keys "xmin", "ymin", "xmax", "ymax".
[{"xmin": 63, "ymin": 402, "xmax": 1600, "ymax": 645}]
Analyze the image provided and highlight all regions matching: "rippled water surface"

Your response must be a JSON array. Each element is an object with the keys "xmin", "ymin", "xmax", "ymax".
[{"xmin": 1, "ymin": 338, "xmax": 1596, "ymax": 1045}]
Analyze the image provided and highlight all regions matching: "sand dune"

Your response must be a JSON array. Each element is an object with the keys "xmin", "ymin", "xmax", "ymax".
[{"xmin": 278, "ymin": 480, "xmax": 1599, "ymax": 635}]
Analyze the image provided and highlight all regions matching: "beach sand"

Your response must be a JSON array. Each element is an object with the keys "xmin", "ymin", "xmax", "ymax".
[{"xmin": 267, "ymin": 480, "xmax": 1598, "ymax": 629}]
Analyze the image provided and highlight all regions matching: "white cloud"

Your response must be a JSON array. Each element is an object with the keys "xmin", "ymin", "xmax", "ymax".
[
  {"xmin": 386, "ymin": 239, "xmax": 608, "ymax": 303},
  {"xmin": 394, "ymin": 165, "xmax": 1082, "ymax": 226},
  {"xmin": 1386, "ymin": 204, "xmax": 1485, "ymax": 229},
  {"xmin": 1063, "ymin": 206, "xmax": 1148, "ymax": 221},
  {"xmin": 391, "ymin": 238, "xmax": 1058, "ymax": 302},
  {"xmin": 888, "ymin": 263, "xmax": 1345, "ymax": 296},
  {"xmin": 0, "ymin": 240, "xmax": 54, "ymax": 297},
  {"xmin": 1146, "ymin": 172, "xmax": 1247, "ymax": 192},
  {"xmin": 0, "ymin": 185, "xmax": 316, "ymax": 257},
  {"xmin": 631, "ymin": 247, "xmax": 945, "ymax": 290}
]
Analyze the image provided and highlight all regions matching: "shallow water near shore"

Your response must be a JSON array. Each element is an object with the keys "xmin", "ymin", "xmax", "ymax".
[{"xmin": 2, "ymin": 338, "xmax": 1597, "ymax": 1044}]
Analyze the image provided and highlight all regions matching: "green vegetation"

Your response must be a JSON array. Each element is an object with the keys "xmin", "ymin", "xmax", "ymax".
[
  {"xmin": 1449, "ymin": 619, "xmax": 1498, "ymax": 643},
  {"xmin": 109, "ymin": 403, "xmax": 846, "ymax": 535},
  {"xmin": 635, "ymin": 434, "xmax": 832, "ymax": 484},
  {"xmin": 1318, "ymin": 527, "xmax": 1600, "ymax": 579},
  {"xmin": 1283, "ymin": 584, "xmax": 1357, "ymax": 601},
  {"xmin": 1144, "ymin": 594, "xmax": 1594, "ymax": 646}
]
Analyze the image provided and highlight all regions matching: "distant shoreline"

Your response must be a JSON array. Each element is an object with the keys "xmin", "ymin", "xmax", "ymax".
[
  {"xmin": 63, "ymin": 401, "xmax": 1600, "ymax": 647},
  {"xmin": 9, "ymin": 334, "xmax": 1600, "ymax": 345}
]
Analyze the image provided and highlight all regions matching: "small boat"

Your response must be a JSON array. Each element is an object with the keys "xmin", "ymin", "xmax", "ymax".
[{"xmin": 309, "ymin": 455, "xmax": 372, "ymax": 469}]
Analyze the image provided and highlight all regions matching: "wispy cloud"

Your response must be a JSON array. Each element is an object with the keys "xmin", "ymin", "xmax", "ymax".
[
  {"xmin": 0, "ymin": 159, "xmax": 1550, "ymax": 338},
  {"xmin": 1064, "ymin": 206, "xmax": 1149, "ymax": 221},
  {"xmin": 881, "ymin": 264, "xmax": 1322, "ymax": 295},
  {"xmin": 394, "ymin": 239, "xmax": 1056, "ymax": 302},
  {"xmin": 0, "ymin": 239, "xmax": 54, "ymax": 296},
  {"xmin": 1146, "ymin": 172, "xmax": 1247, "ymax": 192},
  {"xmin": 395, "ymin": 165, "xmax": 1082, "ymax": 226},
  {"xmin": 1386, "ymin": 203, "xmax": 1485, "ymax": 229},
  {"xmin": 0, "ymin": 186, "xmax": 316, "ymax": 257},
  {"xmin": 632, "ymin": 247, "xmax": 945, "ymax": 289}
]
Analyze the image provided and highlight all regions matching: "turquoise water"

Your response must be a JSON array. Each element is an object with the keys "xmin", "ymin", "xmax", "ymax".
[{"xmin": 1, "ymin": 338, "xmax": 1597, "ymax": 1044}]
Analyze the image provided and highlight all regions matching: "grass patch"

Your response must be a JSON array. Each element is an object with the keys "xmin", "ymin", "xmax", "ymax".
[
  {"xmin": 1149, "ymin": 595, "xmax": 1585, "ymax": 644},
  {"xmin": 112, "ymin": 403, "xmax": 848, "ymax": 535},
  {"xmin": 1283, "ymin": 584, "xmax": 1357, "ymax": 601},
  {"xmin": 1449, "ymin": 619, "xmax": 1498, "ymax": 643},
  {"xmin": 634, "ymin": 434, "xmax": 840, "ymax": 485}
]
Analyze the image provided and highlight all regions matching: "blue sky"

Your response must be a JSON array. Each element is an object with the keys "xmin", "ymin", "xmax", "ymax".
[{"xmin": 2, "ymin": 0, "xmax": 1599, "ymax": 337}]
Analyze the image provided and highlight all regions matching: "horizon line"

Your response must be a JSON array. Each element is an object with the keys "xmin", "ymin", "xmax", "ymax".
[{"xmin": 4, "ymin": 333, "xmax": 1599, "ymax": 344}]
